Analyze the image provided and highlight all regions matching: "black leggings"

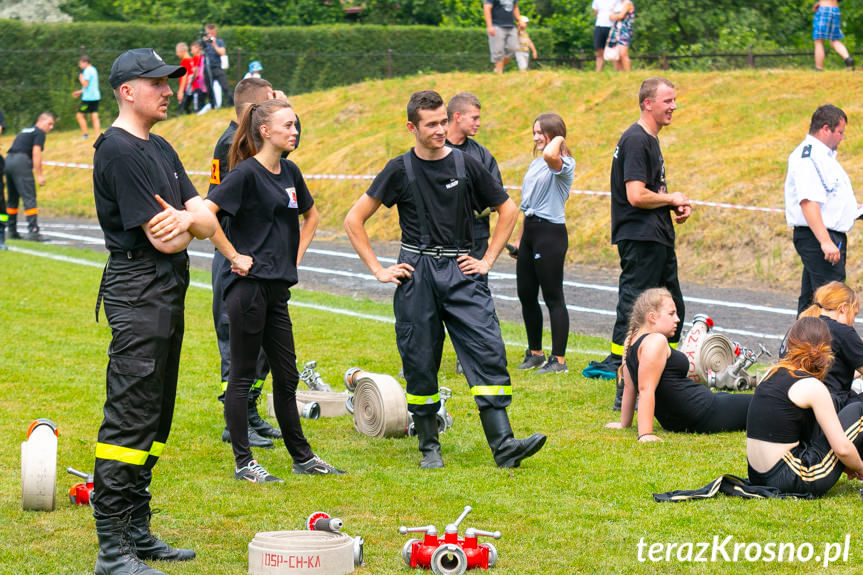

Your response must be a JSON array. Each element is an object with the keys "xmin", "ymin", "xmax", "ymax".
[
  {"xmin": 224, "ymin": 279, "xmax": 313, "ymax": 468},
  {"xmin": 748, "ymin": 402, "xmax": 863, "ymax": 496},
  {"xmin": 516, "ymin": 217, "xmax": 569, "ymax": 357},
  {"xmin": 689, "ymin": 393, "xmax": 752, "ymax": 433}
]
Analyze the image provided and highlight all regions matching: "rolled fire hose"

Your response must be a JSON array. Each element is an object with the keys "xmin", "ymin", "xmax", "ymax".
[
  {"xmin": 296, "ymin": 391, "xmax": 350, "ymax": 418},
  {"xmin": 697, "ymin": 334, "xmax": 737, "ymax": 382},
  {"xmin": 21, "ymin": 418, "xmax": 58, "ymax": 511},
  {"xmin": 350, "ymin": 370, "xmax": 410, "ymax": 438},
  {"xmin": 249, "ymin": 531, "xmax": 355, "ymax": 575}
]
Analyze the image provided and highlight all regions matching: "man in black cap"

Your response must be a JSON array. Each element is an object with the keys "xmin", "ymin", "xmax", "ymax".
[{"xmin": 91, "ymin": 48, "xmax": 217, "ymax": 575}]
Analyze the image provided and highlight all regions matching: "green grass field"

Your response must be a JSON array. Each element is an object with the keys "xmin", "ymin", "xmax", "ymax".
[{"xmin": 2, "ymin": 241, "xmax": 863, "ymax": 574}]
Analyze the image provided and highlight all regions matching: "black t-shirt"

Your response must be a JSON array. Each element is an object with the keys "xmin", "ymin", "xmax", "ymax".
[
  {"xmin": 208, "ymin": 117, "xmax": 302, "ymax": 192},
  {"xmin": 207, "ymin": 157, "xmax": 313, "ymax": 293},
  {"xmin": 447, "ymin": 137, "xmax": 502, "ymax": 240},
  {"xmin": 366, "ymin": 148, "xmax": 507, "ymax": 247},
  {"xmin": 485, "ymin": 0, "xmax": 517, "ymax": 28},
  {"xmin": 747, "ymin": 368, "xmax": 816, "ymax": 444},
  {"xmin": 610, "ymin": 123, "xmax": 675, "ymax": 247},
  {"xmin": 8, "ymin": 126, "xmax": 46, "ymax": 158},
  {"xmin": 626, "ymin": 334, "xmax": 716, "ymax": 432},
  {"xmin": 93, "ymin": 127, "xmax": 198, "ymax": 252},
  {"xmin": 780, "ymin": 316, "xmax": 863, "ymax": 397}
]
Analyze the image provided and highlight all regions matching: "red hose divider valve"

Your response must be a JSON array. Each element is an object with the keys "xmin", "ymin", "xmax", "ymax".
[
  {"xmin": 399, "ymin": 506, "xmax": 501, "ymax": 574},
  {"xmin": 66, "ymin": 467, "xmax": 94, "ymax": 506}
]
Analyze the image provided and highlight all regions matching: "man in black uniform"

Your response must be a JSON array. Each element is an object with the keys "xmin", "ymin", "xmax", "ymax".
[
  {"xmin": 4, "ymin": 111, "xmax": 55, "ymax": 241},
  {"xmin": 445, "ymin": 92, "xmax": 502, "ymax": 265},
  {"xmin": 0, "ymin": 108, "xmax": 6, "ymax": 249},
  {"xmin": 344, "ymin": 90, "xmax": 545, "ymax": 469},
  {"xmin": 91, "ymin": 48, "xmax": 217, "ymax": 575},
  {"xmin": 586, "ymin": 77, "xmax": 692, "ymax": 408},
  {"xmin": 208, "ymin": 77, "xmax": 300, "ymax": 448}
]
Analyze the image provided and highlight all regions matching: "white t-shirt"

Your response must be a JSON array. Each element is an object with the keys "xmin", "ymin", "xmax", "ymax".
[
  {"xmin": 593, "ymin": 0, "xmax": 617, "ymax": 27},
  {"xmin": 784, "ymin": 134, "xmax": 857, "ymax": 232}
]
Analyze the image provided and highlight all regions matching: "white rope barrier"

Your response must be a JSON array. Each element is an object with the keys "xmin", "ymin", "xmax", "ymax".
[{"xmin": 42, "ymin": 161, "xmax": 784, "ymax": 214}]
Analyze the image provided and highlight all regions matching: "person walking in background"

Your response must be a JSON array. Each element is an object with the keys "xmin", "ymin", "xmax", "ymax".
[
  {"xmin": 344, "ymin": 90, "xmax": 545, "ymax": 470},
  {"xmin": 784, "ymin": 104, "xmax": 857, "ymax": 315},
  {"xmin": 592, "ymin": 0, "xmax": 617, "ymax": 71},
  {"xmin": 205, "ymin": 98, "xmax": 343, "ymax": 481},
  {"xmin": 813, "ymin": 0, "xmax": 854, "ymax": 71},
  {"xmin": 583, "ymin": 78, "xmax": 691, "ymax": 406},
  {"xmin": 4, "ymin": 112, "xmax": 55, "ymax": 241},
  {"xmin": 483, "ymin": 0, "xmax": 525, "ymax": 74},
  {"xmin": 515, "ymin": 16, "xmax": 538, "ymax": 71},
  {"xmin": 73, "ymin": 55, "xmax": 101, "ymax": 140},
  {"xmin": 511, "ymin": 113, "xmax": 574, "ymax": 374},
  {"xmin": 91, "ymin": 47, "xmax": 217, "ymax": 574},
  {"xmin": 609, "ymin": 0, "xmax": 635, "ymax": 72}
]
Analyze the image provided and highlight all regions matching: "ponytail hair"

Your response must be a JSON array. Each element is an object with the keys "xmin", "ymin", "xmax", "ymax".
[
  {"xmin": 799, "ymin": 281, "xmax": 858, "ymax": 319},
  {"xmin": 769, "ymin": 316, "xmax": 833, "ymax": 381},
  {"xmin": 229, "ymin": 98, "xmax": 293, "ymax": 170}
]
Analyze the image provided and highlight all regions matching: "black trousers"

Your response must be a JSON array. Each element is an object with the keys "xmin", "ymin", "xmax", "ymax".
[
  {"xmin": 395, "ymin": 250, "xmax": 511, "ymax": 417},
  {"xmin": 748, "ymin": 402, "xmax": 863, "ymax": 496},
  {"xmin": 93, "ymin": 252, "xmax": 188, "ymax": 519},
  {"xmin": 4, "ymin": 152, "xmax": 38, "ymax": 232},
  {"xmin": 205, "ymin": 66, "xmax": 233, "ymax": 108},
  {"xmin": 0, "ymin": 153, "xmax": 6, "ymax": 232},
  {"xmin": 516, "ymin": 217, "xmax": 569, "ymax": 357},
  {"xmin": 689, "ymin": 393, "xmax": 751, "ymax": 434},
  {"xmin": 793, "ymin": 226, "xmax": 847, "ymax": 315},
  {"xmin": 224, "ymin": 279, "xmax": 312, "ymax": 468},
  {"xmin": 611, "ymin": 239, "xmax": 684, "ymax": 354},
  {"xmin": 211, "ymin": 250, "xmax": 269, "ymax": 400}
]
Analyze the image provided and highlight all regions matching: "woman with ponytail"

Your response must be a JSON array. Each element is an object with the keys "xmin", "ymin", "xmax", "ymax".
[
  {"xmin": 792, "ymin": 281, "xmax": 863, "ymax": 409},
  {"xmin": 605, "ymin": 287, "xmax": 751, "ymax": 441},
  {"xmin": 205, "ymin": 99, "xmax": 344, "ymax": 482},
  {"xmin": 747, "ymin": 316, "xmax": 863, "ymax": 496}
]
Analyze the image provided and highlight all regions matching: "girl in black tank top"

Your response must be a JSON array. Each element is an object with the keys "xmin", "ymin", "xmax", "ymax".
[
  {"xmin": 746, "ymin": 316, "xmax": 863, "ymax": 496},
  {"xmin": 606, "ymin": 288, "xmax": 751, "ymax": 441}
]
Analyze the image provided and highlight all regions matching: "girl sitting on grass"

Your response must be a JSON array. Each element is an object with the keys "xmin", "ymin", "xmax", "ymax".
[
  {"xmin": 747, "ymin": 316, "xmax": 863, "ymax": 496},
  {"xmin": 605, "ymin": 287, "xmax": 751, "ymax": 441},
  {"xmin": 792, "ymin": 281, "xmax": 863, "ymax": 410}
]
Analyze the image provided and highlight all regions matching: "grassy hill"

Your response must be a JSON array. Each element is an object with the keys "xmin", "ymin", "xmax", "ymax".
[{"xmin": 28, "ymin": 68, "xmax": 863, "ymax": 291}]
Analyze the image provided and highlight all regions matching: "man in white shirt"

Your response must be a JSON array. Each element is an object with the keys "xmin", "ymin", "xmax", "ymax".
[
  {"xmin": 592, "ymin": 0, "xmax": 617, "ymax": 71},
  {"xmin": 785, "ymin": 104, "xmax": 858, "ymax": 314}
]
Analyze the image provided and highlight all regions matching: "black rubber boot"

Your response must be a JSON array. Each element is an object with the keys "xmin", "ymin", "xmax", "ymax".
[
  {"xmin": 221, "ymin": 426, "xmax": 274, "ymax": 448},
  {"xmin": 479, "ymin": 408, "xmax": 546, "ymax": 468},
  {"xmin": 129, "ymin": 509, "xmax": 196, "ymax": 562},
  {"xmin": 247, "ymin": 394, "xmax": 282, "ymax": 439},
  {"xmin": 7, "ymin": 213, "xmax": 20, "ymax": 239},
  {"xmin": 613, "ymin": 375, "xmax": 624, "ymax": 411},
  {"xmin": 413, "ymin": 414, "xmax": 444, "ymax": 469},
  {"xmin": 95, "ymin": 516, "xmax": 165, "ymax": 575}
]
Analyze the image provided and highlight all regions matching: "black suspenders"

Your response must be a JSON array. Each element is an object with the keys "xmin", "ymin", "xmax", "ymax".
[{"xmin": 401, "ymin": 148, "xmax": 469, "ymax": 248}]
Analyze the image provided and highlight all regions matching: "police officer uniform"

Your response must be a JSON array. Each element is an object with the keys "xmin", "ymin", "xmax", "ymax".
[
  {"xmin": 785, "ymin": 134, "xmax": 857, "ymax": 314},
  {"xmin": 363, "ymin": 146, "xmax": 545, "ymax": 468}
]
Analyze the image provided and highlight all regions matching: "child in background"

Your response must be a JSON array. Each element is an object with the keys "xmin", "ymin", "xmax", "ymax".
[{"xmin": 516, "ymin": 16, "xmax": 538, "ymax": 71}]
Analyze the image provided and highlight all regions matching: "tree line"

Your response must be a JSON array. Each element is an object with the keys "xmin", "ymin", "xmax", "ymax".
[{"xmin": 59, "ymin": 0, "xmax": 860, "ymax": 57}]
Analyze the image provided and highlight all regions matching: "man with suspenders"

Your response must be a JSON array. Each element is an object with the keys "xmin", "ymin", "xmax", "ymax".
[{"xmin": 344, "ymin": 90, "xmax": 546, "ymax": 469}]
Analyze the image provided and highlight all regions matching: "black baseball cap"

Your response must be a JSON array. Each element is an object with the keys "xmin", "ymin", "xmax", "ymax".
[{"xmin": 109, "ymin": 48, "xmax": 185, "ymax": 89}]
